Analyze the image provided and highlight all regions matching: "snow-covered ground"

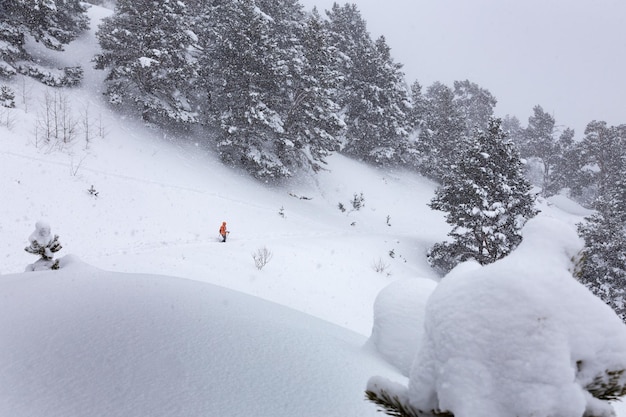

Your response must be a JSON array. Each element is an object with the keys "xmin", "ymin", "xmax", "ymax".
[{"xmin": 2, "ymin": 4, "xmax": 626, "ymax": 417}]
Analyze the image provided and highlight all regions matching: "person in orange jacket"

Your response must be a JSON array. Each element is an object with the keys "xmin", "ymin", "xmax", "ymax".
[{"xmin": 219, "ymin": 221, "xmax": 229, "ymax": 242}]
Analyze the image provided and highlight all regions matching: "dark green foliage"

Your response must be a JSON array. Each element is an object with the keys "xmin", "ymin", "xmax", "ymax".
[
  {"xmin": 453, "ymin": 79, "xmax": 497, "ymax": 137},
  {"xmin": 579, "ymin": 121, "xmax": 626, "ymax": 199},
  {"xmin": 0, "ymin": 0, "xmax": 88, "ymax": 79},
  {"xmin": 199, "ymin": 0, "xmax": 289, "ymax": 178},
  {"xmin": 25, "ymin": 232, "xmax": 62, "ymax": 271},
  {"xmin": 25, "ymin": 234, "xmax": 62, "ymax": 259},
  {"xmin": 576, "ymin": 158, "xmax": 626, "ymax": 320},
  {"xmin": 325, "ymin": 4, "xmax": 413, "ymax": 166},
  {"xmin": 365, "ymin": 389, "xmax": 452, "ymax": 417},
  {"xmin": 544, "ymin": 127, "xmax": 578, "ymax": 196},
  {"xmin": 521, "ymin": 105, "xmax": 564, "ymax": 196},
  {"xmin": 585, "ymin": 369, "xmax": 626, "ymax": 401},
  {"xmin": 279, "ymin": 7, "xmax": 344, "ymax": 173},
  {"xmin": 17, "ymin": 65, "xmax": 83, "ymax": 87},
  {"xmin": 94, "ymin": 0, "xmax": 199, "ymax": 124},
  {"xmin": 428, "ymin": 118, "xmax": 538, "ymax": 273},
  {"xmin": 194, "ymin": 0, "xmax": 345, "ymax": 179},
  {"xmin": 501, "ymin": 115, "xmax": 525, "ymax": 151},
  {"xmin": 415, "ymin": 82, "xmax": 467, "ymax": 181},
  {"xmin": 0, "ymin": 84, "xmax": 15, "ymax": 107}
]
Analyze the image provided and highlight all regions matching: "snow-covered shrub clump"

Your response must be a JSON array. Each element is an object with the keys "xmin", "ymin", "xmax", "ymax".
[
  {"xmin": 366, "ymin": 278, "xmax": 437, "ymax": 376},
  {"xmin": 367, "ymin": 217, "xmax": 626, "ymax": 417},
  {"xmin": 24, "ymin": 221, "xmax": 63, "ymax": 271}
]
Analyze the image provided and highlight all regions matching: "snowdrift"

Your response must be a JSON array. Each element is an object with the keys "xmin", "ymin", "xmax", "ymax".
[
  {"xmin": 367, "ymin": 217, "xmax": 626, "ymax": 417},
  {"xmin": 0, "ymin": 258, "xmax": 399, "ymax": 417}
]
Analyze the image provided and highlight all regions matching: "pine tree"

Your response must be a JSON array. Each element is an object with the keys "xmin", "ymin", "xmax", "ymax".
[
  {"xmin": 545, "ymin": 127, "xmax": 582, "ymax": 196},
  {"xmin": 408, "ymin": 80, "xmax": 427, "ymax": 131},
  {"xmin": 501, "ymin": 115, "xmax": 525, "ymax": 153},
  {"xmin": 94, "ymin": 0, "xmax": 199, "ymax": 124},
  {"xmin": 325, "ymin": 4, "xmax": 413, "ymax": 166},
  {"xmin": 453, "ymin": 79, "xmax": 497, "ymax": 137},
  {"xmin": 280, "ymin": 7, "xmax": 344, "ymax": 172},
  {"xmin": 577, "ymin": 158, "xmax": 626, "ymax": 321},
  {"xmin": 522, "ymin": 105, "xmax": 560, "ymax": 196},
  {"xmin": 428, "ymin": 118, "xmax": 538, "ymax": 273},
  {"xmin": 579, "ymin": 121, "xmax": 626, "ymax": 200},
  {"xmin": 0, "ymin": 0, "xmax": 88, "ymax": 80},
  {"xmin": 24, "ymin": 221, "xmax": 62, "ymax": 271},
  {"xmin": 415, "ymin": 82, "xmax": 466, "ymax": 181},
  {"xmin": 198, "ymin": 0, "xmax": 291, "ymax": 179}
]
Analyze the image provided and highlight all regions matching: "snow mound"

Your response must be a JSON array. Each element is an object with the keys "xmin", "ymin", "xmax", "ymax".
[
  {"xmin": 369, "ymin": 216, "xmax": 626, "ymax": 417},
  {"xmin": 367, "ymin": 278, "xmax": 437, "ymax": 376},
  {"xmin": 547, "ymin": 193, "xmax": 595, "ymax": 217},
  {"xmin": 0, "ymin": 262, "xmax": 399, "ymax": 417}
]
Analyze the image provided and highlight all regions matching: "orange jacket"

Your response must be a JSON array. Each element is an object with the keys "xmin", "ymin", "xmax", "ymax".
[{"xmin": 219, "ymin": 222, "xmax": 227, "ymax": 235}]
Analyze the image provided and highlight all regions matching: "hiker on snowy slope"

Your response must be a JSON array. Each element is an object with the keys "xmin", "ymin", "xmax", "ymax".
[{"xmin": 219, "ymin": 221, "xmax": 229, "ymax": 242}]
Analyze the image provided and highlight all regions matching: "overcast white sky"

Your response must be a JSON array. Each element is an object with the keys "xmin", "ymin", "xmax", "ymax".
[{"xmin": 300, "ymin": 0, "xmax": 625, "ymax": 136}]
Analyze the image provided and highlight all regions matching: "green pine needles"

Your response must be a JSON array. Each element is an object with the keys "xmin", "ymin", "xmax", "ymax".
[{"xmin": 365, "ymin": 389, "xmax": 453, "ymax": 417}]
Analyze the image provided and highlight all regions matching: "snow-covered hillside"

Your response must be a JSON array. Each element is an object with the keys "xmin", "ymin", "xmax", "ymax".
[{"xmin": 2, "ymin": 4, "xmax": 626, "ymax": 417}]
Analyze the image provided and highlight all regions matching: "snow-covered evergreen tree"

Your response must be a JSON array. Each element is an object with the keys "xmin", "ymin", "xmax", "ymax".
[
  {"xmin": 325, "ymin": 4, "xmax": 413, "ymax": 166},
  {"xmin": 24, "ymin": 221, "xmax": 62, "ymax": 271},
  {"xmin": 522, "ymin": 105, "xmax": 561, "ymax": 196},
  {"xmin": 577, "ymin": 158, "xmax": 626, "ymax": 321},
  {"xmin": 545, "ymin": 127, "xmax": 582, "ymax": 196},
  {"xmin": 94, "ymin": 0, "xmax": 199, "ymax": 124},
  {"xmin": 428, "ymin": 117, "xmax": 538, "ymax": 273},
  {"xmin": 0, "ymin": 0, "xmax": 88, "ymax": 80},
  {"xmin": 579, "ymin": 121, "xmax": 626, "ymax": 200},
  {"xmin": 408, "ymin": 80, "xmax": 427, "ymax": 131},
  {"xmin": 453, "ymin": 79, "xmax": 497, "ymax": 137},
  {"xmin": 198, "ymin": 0, "xmax": 291, "ymax": 178},
  {"xmin": 415, "ymin": 81, "xmax": 466, "ymax": 181},
  {"xmin": 280, "ymin": 7, "xmax": 344, "ymax": 172},
  {"xmin": 501, "ymin": 114, "xmax": 525, "ymax": 152}
]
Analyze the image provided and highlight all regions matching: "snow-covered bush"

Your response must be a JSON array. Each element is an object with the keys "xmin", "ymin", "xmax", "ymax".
[
  {"xmin": 17, "ymin": 65, "xmax": 84, "ymax": 87},
  {"xmin": 0, "ymin": 85, "xmax": 16, "ymax": 108},
  {"xmin": 252, "ymin": 247, "xmax": 273, "ymax": 270},
  {"xmin": 371, "ymin": 258, "xmax": 390, "ymax": 274},
  {"xmin": 24, "ymin": 221, "xmax": 63, "ymax": 271},
  {"xmin": 367, "ymin": 217, "xmax": 626, "ymax": 417}
]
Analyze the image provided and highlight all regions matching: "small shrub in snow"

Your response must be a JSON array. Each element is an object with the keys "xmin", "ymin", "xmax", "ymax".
[
  {"xmin": 35, "ymin": 90, "xmax": 78, "ymax": 148},
  {"xmin": 252, "ymin": 247, "xmax": 273, "ymax": 270},
  {"xmin": 338, "ymin": 192, "xmax": 365, "ymax": 214},
  {"xmin": 372, "ymin": 258, "xmax": 389, "ymax": 274},
  {"xmin": 351, "ymin": 192, "xmax": 365, "ymax": 211},
  {"xmin": 0, "ymin": 85, "xmax": 16, "ymax": 108},
  {"xmin": 87, "ymin": 185, "xmax": 99, "ymax": 197},
  {"xmin": 24, "ymin": 221, "xmax": 62, "ymax": 271}
]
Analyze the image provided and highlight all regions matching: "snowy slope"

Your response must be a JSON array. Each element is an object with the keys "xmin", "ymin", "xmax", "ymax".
[
  {"xmin": 0, "ymin": 259, "xmax": 400, "ymax": 417},
  {"xmin": 0, "ymin": 4, "xmax": 450, "ymax": 336}
]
